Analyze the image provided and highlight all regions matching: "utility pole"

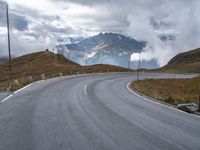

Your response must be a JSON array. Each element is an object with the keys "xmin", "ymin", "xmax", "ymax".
[
  {"xmin": 137, "ymin": 52, "xmax": 142, "ymax": 81},
  {"xmin": 128, "ymin": 60, "xmax": 130, "ymax": 72},
  {"xmin": 85, "ymin": 59, "xmax": 88, "ymax": 66},
  {"xmin": 6, "ymin": 3, "xmax": 13, "ymax": 92},
  {"xmin": 85, "ymin": 27, "xmax": 89, "ymax": 67}
]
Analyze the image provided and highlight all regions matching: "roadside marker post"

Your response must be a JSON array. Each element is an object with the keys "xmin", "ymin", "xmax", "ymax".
[
  {"xmin": 41, "ymin": 74, "xmax": 46, "ymax": 80},
  {"xmin": 59, "ymin": 73, "xmax": 63, "ymax": 77},
  {"xmin": 13, "ymin": 80, "xmax": 20, "ymax": 87},
  {"xmin": 28, "ymin": 76, "xmax": 33, "ymax": 82}
]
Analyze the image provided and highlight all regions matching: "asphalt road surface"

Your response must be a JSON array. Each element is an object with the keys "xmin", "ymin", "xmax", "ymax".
[
  {"xmin": 0, "ymin": 92, "xmax": 11, "ymax": 101},
  {"xmin": 0, "ymin": 73, "xmax": 200, "ymax": 150}
]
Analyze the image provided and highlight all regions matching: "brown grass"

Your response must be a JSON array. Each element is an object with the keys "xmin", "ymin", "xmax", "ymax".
[
  {"xmin": 131, "ymin": 76, "xmax": 200, "ymax": 105},
  {"xmin": 149, "ymin": 48, "xmax": 200, "ymax": 73},
  {"xmin": 0, "ymin": 51, "xmax": 129, "ymax": 91}
]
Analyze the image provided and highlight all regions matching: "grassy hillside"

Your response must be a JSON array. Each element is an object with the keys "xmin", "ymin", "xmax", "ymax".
[
  {"xmin": 0, "ymin": 51, "xmax": 128, "ymax": 90},
  {"xmin": 152, "ymin": 48, "xmax": 200, "ymax": 73},
  {"xmin": 131, "ymin": 76, "xmax": 200, "ymax": 105}
]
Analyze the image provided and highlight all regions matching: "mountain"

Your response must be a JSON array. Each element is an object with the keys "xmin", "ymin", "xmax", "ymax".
[
  {"xmin": 65, "ymin": 32, "xmax": 146, "ymax": 53},
  {"xmin": 0, "ymin": 51, "xmax": 128, "ymax": 90},
  {"xmin": 55, "ymin": 33, "xmax": 158, "ymax": 69},
  {"xmin": 157, "ymin": 48, "xmax": 200, "ymax": 73},
  {"xmin": 56, "ymin": 37, "xmax": 86, "ymax": 45}
]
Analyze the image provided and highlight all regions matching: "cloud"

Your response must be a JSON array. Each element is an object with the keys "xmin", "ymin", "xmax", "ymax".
[
  {"xmin": 130, "ymin": 53, "xmax": 140, "ymax": 62},
  {"xmin": 9, "ymin": 13, "xmax": 29, "ymax": 31},
  {"xmin": 122, "ymin": 0, "xmax": 200, "ymax": 66},
  {"xmin": 0, "ymin": 2, "xmax": 29, "ymax": 32},
  {"xmin": 0, "ymin": 0, "xmax": 199, "ymax": 67},
  {"xmin": 84, "ymin": 51, "xmax": 96, "ymax": 59}
]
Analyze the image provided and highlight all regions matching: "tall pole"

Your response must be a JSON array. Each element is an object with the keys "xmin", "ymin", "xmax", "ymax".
[
  {"xmin": 137, "ymin": 52, "xmax": 141, "ymax": 81},
  {"xmin": 128, "ymin": 60, "xmax": 130, "ymax": 72},
  {"xmin": 6, "ymin": 3, "xmax": 12, "ymax": 92}
]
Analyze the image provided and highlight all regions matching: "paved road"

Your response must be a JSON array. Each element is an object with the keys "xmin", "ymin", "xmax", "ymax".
[
  {"xmin": 0, "ymin": 73, "xmax": 200, "ymax": 150},
  {"xmin": 0, "ymin": 92, "xmax": 10, "ymax": 101}
]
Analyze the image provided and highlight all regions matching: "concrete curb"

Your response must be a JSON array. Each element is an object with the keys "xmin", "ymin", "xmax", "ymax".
[{"xmin": 127, "ymin": 82, "xmax": 175, "ymax": 108}]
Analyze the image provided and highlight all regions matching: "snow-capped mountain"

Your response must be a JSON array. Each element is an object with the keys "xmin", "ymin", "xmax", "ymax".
[
  {"xmin": 55, "ymin": 32, "xmax": 158, "ymax": 68},
  {"xmin": 65, "ymin": 32, "xmax": 146, "ymax": 53}
]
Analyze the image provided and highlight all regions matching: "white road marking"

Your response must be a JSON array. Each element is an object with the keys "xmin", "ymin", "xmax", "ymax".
[
  {"xmin": 1, "ymin": 94, "xmax": 13, "ymax": 103},
  {"xmin": 84, "ymin": 85, "xmax": 88, "ymax": 95},
  {"xmin": 127, "ymin": 82, "xmax": 200, "ymax": 118},
  {"xmin": 1, "ymin": 83, "xmax": 33, "ymax": 103},
  {"xmin": 14, "ymin": 83, "xmax": 33, "ymax": 94}
]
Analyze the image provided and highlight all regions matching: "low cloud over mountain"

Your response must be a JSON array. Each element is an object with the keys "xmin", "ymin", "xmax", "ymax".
[
  {"xmin": 56, "ymin": 32, "xmax": 159, "ymax": 69},
  {"xmin": 0, "ymin": 0, "xmax": 200, "ymax": 68}
]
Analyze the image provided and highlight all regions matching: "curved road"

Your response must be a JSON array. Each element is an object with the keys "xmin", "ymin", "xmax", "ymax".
[{"xmin": 0, "ymin": 73, "xmax": 200, "ymax": 150}]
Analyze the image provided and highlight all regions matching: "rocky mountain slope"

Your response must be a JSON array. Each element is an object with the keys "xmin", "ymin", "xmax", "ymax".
[{"xmin": 55, "ymin": 33, "xmax": 159, "ymax": 68}]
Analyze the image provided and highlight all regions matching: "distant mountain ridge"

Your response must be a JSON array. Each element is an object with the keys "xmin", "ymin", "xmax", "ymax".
[
  {"xmin": 65, "ymin": 32, "xmax": 146, "ymax": 53},
  {"xmin": 55, "ymin": 32, "xmax": 159, "ymax": 69}
]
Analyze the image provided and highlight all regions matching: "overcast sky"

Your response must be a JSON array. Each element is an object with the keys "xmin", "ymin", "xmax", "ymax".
[{"xmin": 0, "ymin": 0, "xmax": 200, "ymax": 66}]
